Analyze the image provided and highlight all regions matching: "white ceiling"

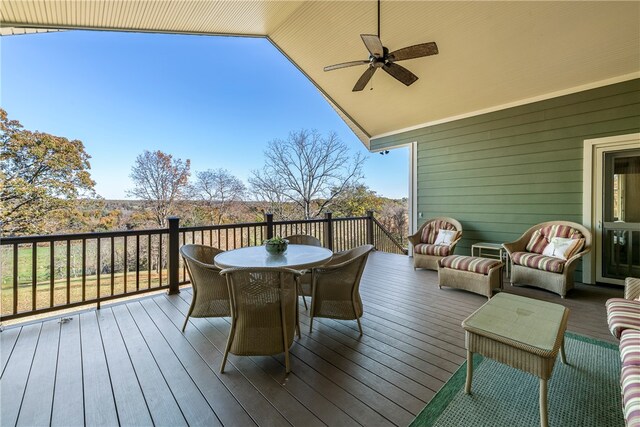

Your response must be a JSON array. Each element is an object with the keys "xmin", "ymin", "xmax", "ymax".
[{"xmin": 2, "ymin": 1, "xmax": 639, "ymax": 148}]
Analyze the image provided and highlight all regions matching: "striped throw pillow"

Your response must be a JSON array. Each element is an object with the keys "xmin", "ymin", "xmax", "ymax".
[{"xmin": 526, "ymin": 230, "xmax": 548, "ymax": 254}]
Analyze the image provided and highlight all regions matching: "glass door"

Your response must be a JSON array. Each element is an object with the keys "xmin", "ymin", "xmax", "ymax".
[{"xmin": 600, "ymin": 150, "xmax": 640, "ymax": 282}]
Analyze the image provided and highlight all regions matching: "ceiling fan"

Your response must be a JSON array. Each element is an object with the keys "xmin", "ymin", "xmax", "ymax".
[{"xmin": 324, "ymin": 0, "xmax": 439, "ymax": 92}]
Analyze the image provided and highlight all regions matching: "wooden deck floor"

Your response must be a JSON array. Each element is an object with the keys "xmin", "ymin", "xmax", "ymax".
[{"xmin": 0, "ymin": 251, "xmax": 622, "ymax": 427}]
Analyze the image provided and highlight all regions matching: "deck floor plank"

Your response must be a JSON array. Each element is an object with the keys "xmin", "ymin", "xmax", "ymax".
[
  {"xmin": 125, "ymin": 302, "xmax": 221, "ymax": 426},
  {"xmin": 160, "ymin": 291, "xmax": 296, "ymax": 427},
  {"xmin": 0, "ymin": 251, "xmax": 623, "ymax": 427},
  {"xmin": 298, "ymin": 315, "xmax": 435, "ymax": 404},
  {"xmin": 0, "ymin": 325, "xmax": 21, "ymax": 378},
  {"xmin": 139, "ymin": 298, "xmax": 260, "ymax": 427},
  {"xmin": 175, "ymin": 289, "xmax": 371, "ymax": 427},
  {"xmin": 79, "ymin": 311, "xmax": 119, "ymax": 426},
  {"xmin": 110, "ymin": 304, "xmax": 188, "ymax": 426},
  {"xmin": 16, "ymin": 319, "xmax": 60, "ymax": 427},
  {"xmin": 0, "ymin": 323, "xmax": 41, "ymax": 427},
  {"xmin": 96, "ymin": 307, "xmax": 154, "ymax": 426},
  {"xmin": 51, "ymin": 314, "xmax": 84, "ymax": 427}
]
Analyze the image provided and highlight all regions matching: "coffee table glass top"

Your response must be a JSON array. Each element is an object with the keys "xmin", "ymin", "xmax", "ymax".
[
  {"xmin": 214, "ymin": 244, "xmax": 333, "ymax": 270},
  {"xmin": 462, "ymin": 293, "xmax": 567, "ymax": 352},
  {"xmin": 472, "ymin": 242, "xmax": 504, "ymax": 250}
]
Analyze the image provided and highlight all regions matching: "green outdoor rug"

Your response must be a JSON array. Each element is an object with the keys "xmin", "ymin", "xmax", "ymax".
[{"xmin": 410, "ymin": 333, "xmax": 624, "ymax": 427}]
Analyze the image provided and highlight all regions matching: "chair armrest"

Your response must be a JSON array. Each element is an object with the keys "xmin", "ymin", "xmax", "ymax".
[
  {"xmin": 563, "ymin": 247, "xmax": 591, "ymax": 273},
  {"xmin": 408, "ymin": 232, "xmax": 421, "ymax": 247},
  {"xmin": 502, "ymin": 237, "xmax": 528, "ymax": 256},
  {"xmin": 314, "ymin": 254, "xmax": 365, "ymax": 273},
  {"xmin": 448, "ymin": 236, "xmax": 462, "ymax": 254},
  {"xmin": 625, "ymin": 277, "xmax": 640, "ymax": 300}
]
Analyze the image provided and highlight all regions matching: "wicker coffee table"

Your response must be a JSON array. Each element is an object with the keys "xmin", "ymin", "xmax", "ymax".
[{"xmin": 462, "ymin": 293, "xmax": 569, "ymax": 427}]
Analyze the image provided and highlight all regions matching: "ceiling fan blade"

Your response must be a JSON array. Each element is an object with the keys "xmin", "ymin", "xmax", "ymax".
[
  {"xmin": 382, "ymin": 63, "xmax": 418, "ymax": 86},
  {"xmin": 360, "ymin": 34, "xmax": 384, "ymax": 58},
  {"xmin": 389, "ymin": 42, "xmax": 439, "ymax": 62},
  {"xmin": 353, "ymin": 66, "xmax": 377, "ymax": 92},
  {"xmin": 324, "ymin": 60, "xmax": 369, "ymax": 72}
]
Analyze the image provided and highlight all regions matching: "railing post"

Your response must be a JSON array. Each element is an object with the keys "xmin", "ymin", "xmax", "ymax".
[
  {"xmin": 167, "ymin": 216, "xmax": 180, "ymax": 295},
  {"xmin": 366, "ymin": 210, "xmax": 375, "ymax": 246},
  {"xmin": 324, "ymin": 211, "xmax": 333, "ymax": 251},
  {"xmin": 265, "ymin": 213, "xmax": 274, "ymax": 240}
]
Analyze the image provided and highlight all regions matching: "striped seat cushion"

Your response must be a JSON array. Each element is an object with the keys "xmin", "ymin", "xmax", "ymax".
[
  {"xmin": 621, "ymin": 365, "xmax": 640, "ymax": 427},
  {"xmin": 606, "ymin": 298, "xmax": 640, "ymax": 339},
  {"xmin": 621, "ymin": 329, "xmax": 640, "ymax": 367},
  {"xmin": 414, "ymin": 243, "xmax": 451, "ymax": 256},
  {"xmin": 439, "ymin": 255, "xmax": 501, "ymax": 275},
  {"xmin": 420, "ymin": 220, "xmax": 457, "ymax": 244},
  {"xmin": 511, "ymin": 252, "xmax": 566, "ymax": 273}
]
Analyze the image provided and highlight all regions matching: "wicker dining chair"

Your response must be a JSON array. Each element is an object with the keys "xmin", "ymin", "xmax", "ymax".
[
  {"xmin": 219, "ymin": 267, "xmax": 303, "ymax": 374},
  {"xmin": 179, "ymin": 244, "xmax": 230, "ymax": 332},
  {"xmin": 284, "ymin": 234, "xmax": 323, "ymax": 310},
  {"xmin": 309, "ymin": 244, "xmax": 373, "ymax": 336}
]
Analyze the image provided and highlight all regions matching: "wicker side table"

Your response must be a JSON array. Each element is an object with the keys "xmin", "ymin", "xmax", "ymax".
[{"xmin": 462, "ymin": 293, "xmax": 570, "ymax": 427}]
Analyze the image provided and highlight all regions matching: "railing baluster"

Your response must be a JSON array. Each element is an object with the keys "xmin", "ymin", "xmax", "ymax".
[
  {"xmin": 96, "ymin": 238, "xmax": 101, "ymax": 307},
  {"xmin": 136, "ymin": 235, "xmax": 140, "ymax": 291},
  {"xmin": 159, "ymin": 232, "xmax": 163, "ymax": 287},
  {"xmin": 82, "ymin": 239, "xmax": 86, "ymax": 302},
  {"xmin": 66, "ymin": 240, "xmax": 71, "ymax": 305},
  {"xmin": 13, "ymin": 244, "xmax": 18, "ymax": 315},
  {"xmin": 147, "ymin": 234, "xmax": 152, "ymax": 289},
  {"xmin": 50, "ymin": 241, "xmax": 55, "ymax": 308},
  {"xmin": 110, "ymin": 236, "xmax": 115, "ymax": 296},
  {"xmin": 123, "ymin": 236, "xmax": 128, "ymax": 293},
  {"xmin": 32, "ymin": 243, "xmax": 37, "ymax": 311}
]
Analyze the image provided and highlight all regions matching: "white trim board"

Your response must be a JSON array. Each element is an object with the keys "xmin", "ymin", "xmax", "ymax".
[{"xmin": 582, "ymin": 133, "xmax": 640, "ymax": 285}]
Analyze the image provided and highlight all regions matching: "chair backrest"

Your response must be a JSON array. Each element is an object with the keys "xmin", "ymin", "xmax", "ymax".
[
  {"xmin": 220, "ymin": 267, "xmax": 301, "ymax": 355},
  {"xmin": 312, "ymin": 245, "xmax": 373, "ymax": 317},
  {"xmin": 284, "ymin": 234, "xmax": 322, "ymax": 247},
  {"xmin": 524, "ymin": 221, "xmax": 592, "ymax": 250},
  {"xmin": 179, "ymin": 244, "xmax": 228, "ymax": 304},
  {"xmin": 419, "ymin": 217, "xmax": 463, "ymax": 244}
]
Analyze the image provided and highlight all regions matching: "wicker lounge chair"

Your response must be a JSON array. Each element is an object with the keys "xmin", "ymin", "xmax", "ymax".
[
  {"xmin": 284, "ymin": 234, "xmax": 323, "ymax": 310},
  {"xmin": 309, "ymin": 244, "xmax": 373, "ymax": 336},
  {"xmin": 408, "ymin": 217, "xmax": 463, "ymax": 270},
  {"xmin": 219, "ymin": 267, "xmax": 302, "ymax": 373},
  {"xmin": 503, "ymin": 221, "xmax": 591, "ymax": 298},
  {"xmin": 179, "ymin": 244, "xmax": 230, "ymax": 331}
]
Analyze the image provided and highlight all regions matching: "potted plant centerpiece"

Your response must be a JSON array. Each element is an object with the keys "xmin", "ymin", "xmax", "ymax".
[{"xmin": 264, "ymin": 236, "xmax": 289, "ymax": 255}]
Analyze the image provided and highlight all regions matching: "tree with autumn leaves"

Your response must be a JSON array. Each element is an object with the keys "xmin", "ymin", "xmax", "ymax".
[{"xmin": 0, "ymin": 108, "xmax": 96, "ymax": 235}]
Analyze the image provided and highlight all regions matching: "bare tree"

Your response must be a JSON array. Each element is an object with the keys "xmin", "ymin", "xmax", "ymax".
[
  {"xmin": 127, "ymin": 150, "xmax": 190, "ymax": 228},
  {"xmin": 380, "ymin": 200, "xmax": 408, "ymax": 242},
  {"xmin": 191, "ymin": 168, "xmax": 246, "ymax": 224},
  {"xmin": 249, "ymin": 130, "xmax": 365, "ymax": 219}
]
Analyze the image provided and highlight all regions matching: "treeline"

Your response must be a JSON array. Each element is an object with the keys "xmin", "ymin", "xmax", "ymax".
[
  {"xmin": 45, "ymin": 191, "xmax": 408, "ymax": 243},
  {"xmin": 1, "ymin": 109, "xmax": 407, "ymax": 242}
]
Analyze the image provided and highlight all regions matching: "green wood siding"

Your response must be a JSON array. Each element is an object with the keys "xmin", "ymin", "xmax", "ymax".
[{"xmin": 371, "ymin": 79, "xmax": 640, "ymax": 261}]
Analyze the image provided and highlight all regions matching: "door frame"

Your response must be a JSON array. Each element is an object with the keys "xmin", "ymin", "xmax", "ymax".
[{"xmin": 583, "ymin": 133, "xmax": 640, "ymax": 285}]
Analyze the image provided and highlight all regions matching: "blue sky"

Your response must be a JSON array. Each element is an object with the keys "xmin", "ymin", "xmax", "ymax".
[{"xmin": 1, "ymin": 30, "xmax": 408, "ymax": 199}]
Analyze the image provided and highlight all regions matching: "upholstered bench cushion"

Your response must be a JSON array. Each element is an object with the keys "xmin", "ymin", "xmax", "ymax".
[
  {"xmin": 606, "ymin": 298, "xmax": 640, "ymax": 339},
  {"xmin": 440, "ymin": 255, "xmax": 501, "ymax": 275},
  {"xmin": 511, "ymin": 252, "xmax": 566, "ymax": 273},
  {"xmin": 621, "ymin": 365, "xmax": 640, "ymax": 427},
  {"xmin": 621, "ymin": 329, "xmax": 640, "ymax": 367},
  {"xmin": 414, "ymin": 243, "xmax": 451, "ymax": 256}
]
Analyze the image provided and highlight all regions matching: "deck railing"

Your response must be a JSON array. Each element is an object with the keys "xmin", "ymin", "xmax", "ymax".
[{"xmin": 0, "ymin": 211, "xmax": 406, "ymax": 321}]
